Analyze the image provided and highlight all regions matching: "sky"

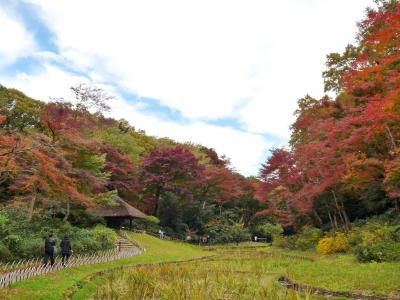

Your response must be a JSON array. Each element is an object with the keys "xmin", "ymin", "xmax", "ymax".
[{"xmin": 0, "ymin": 0, "xmax": 374, "ymax": 176}]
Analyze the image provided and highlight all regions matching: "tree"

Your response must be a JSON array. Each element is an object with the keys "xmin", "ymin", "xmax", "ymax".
[
  {"xmin": 0, "ymin": 85, "xmax": 44, "ymax": 131},
  {"xmin": 322, "ymin": 44, "xmax": 360, "ymax": 94},
  {"xmin": 140, "ymin": 146, "xmax": 204, "ymax": 215},
  {"xmin": 202, "ymin": 166, "xmax": 244, "ymax": 203},
  {"xmin": 100, "ymin": 144, "xmax": 138, "ymax": 201},
  {"xmin": 70, "ymin": 83, "xmax": 113, "ymax": 115},
  {"xmin": 256, "ymin": 148, "xmax": 301, "ymax": 228},
  {"xmin": 384, "ymin": 148, "xmax": 400, "ymax": 211},
  {"xmin": 41, "ymin": 101, "xmax": 99, "ymax": 142},
  {"xmin": 10, "ymin": 146, "xmax": 92, "ymax": 220}
]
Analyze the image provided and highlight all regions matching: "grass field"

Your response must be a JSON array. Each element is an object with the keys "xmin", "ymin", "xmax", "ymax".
[
  {"xmin": 88, "ymin": 245, "xmax": 400, "ymax": 300},
  {"xmin": 1, "ymin": 233, "xmax": 400, "ymax": 299},
  {"xmin": 0, "ymin": 233, "xmax": 209, "ymax": 300}
]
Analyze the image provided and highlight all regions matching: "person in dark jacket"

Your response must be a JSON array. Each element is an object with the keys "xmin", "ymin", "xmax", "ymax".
[
  {"xmin": 44, "ymin": 234, "xmax": 56, "ymax": 266},
  {"xmin": 60, "ymin": 235, "xmax": 72, "ymax": 267}
]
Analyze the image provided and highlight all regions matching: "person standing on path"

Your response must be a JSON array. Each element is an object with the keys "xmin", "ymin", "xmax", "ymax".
[
  {"xmin": 44, "ymin": 233, "xmax": 56, "ymax": 266},
  {"xmin": 60, "ymin": 235, "xmax": 72, "ymax": 267}
]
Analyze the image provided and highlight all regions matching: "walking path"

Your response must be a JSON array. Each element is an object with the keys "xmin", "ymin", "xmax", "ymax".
[{"xmin": 0, "ymin": 235, "xmax": 143, "ymax": 289}]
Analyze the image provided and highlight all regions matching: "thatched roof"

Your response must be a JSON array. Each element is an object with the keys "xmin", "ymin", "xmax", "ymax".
[{"xmin": 87, "ymin": 198, "xmax": 147, "ymax": 219}]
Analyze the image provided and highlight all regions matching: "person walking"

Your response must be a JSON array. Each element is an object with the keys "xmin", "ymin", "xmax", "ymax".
[
  {"xmin": 159, "ymin": 229, "xmax": 164, "ymax": 239},
  {"xmin": 44, "ymin": 233, "xmax": 56, "ymax": 266},
  {"xmin": 60, "ymin": 235, "xmax": 72, "ymax": 267}
]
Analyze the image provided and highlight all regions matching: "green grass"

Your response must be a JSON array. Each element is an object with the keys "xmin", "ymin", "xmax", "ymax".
[
  {"xmin": 287, "ymin": 252, "xmax": 400, "ymax": 297},
  {"xmin": 79, "ymin": 244, "xmax": 400, "ymax": 300},
  {"xmin": 2, "ymin": 234, "xmax": 400, "ymax": 299},
  {"xmin": 0, "ymin": 232, "xmax": 209, "ymax": 300}
]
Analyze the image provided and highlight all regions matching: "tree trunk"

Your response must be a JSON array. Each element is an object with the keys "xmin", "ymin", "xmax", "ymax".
[
  {"xmin": 28, "ymin": 191, "xmax": 37, "ymax": 221},
  {"xmin": 340, "ymin": 201, "xmax": 351, "ymax": 231},
  {"xmin": 385, "ymin": 124, "xmax": 396, "ymax": 150},
  {"xmin": 332, "ymin": 191, "xmax": 345, "ymax": 226},
  {"xmin": 332, "ymin": 190, "xmax": 351, "ymax": 232},
  {"xmin": 154, "ymin": 187, "xmax": 162, "ymax": 215},
  {"xmin": 333, "ymin": 212, "xmax": 338, "ymax": 230},
  {"xmin": 395, "ymin": 199, "xmax": 400, "ymax": 213},
  {"xmin": 313, "ymin": 209, "xmax": 323, "ymax": 227},
  {"xmin": 63, "ymin": 198, "xmax": 70, "ymax": 221},
  {"xmin": 328, "ymin": 211, "xmax": 335, "ymax": 230}
]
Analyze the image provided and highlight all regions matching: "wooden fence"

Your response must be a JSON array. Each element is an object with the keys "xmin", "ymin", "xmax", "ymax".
[{"xmin": 0, "ymin": 247, "xmax": 144, "ymax": 289}]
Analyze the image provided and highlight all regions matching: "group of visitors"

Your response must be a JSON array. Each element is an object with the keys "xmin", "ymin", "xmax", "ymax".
[{"xmin": 43, "ymin": 234, "xmax": 73, "ymax": 267}]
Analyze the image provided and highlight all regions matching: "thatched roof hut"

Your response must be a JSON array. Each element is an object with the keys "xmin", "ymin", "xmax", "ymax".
[{"xmin": 87, "ymin": 198, "xmax": 147, "ymax": 229}]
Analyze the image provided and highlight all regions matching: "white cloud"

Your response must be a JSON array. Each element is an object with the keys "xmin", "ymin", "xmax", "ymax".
[
  {"xmin": 2, "ymin": 0, "xmax": 376, "ymax": 174},
  {"xmin": 0, "ymin": 8, "xmax": 36, "ymax": 66},
  {"xmin": 110, "ymin": 97, "xmax": 271, "ymax": 175},
  {"xmin": 27, "ymin": 0, "xmax": 373, "ymax": 135},
  {"xmin": 0, "ymin": 64, "xmax": 88, "ymax": 101},
  {"xmin": 0, "ymin": 64, "xmax": 268, "ymax": 175}
]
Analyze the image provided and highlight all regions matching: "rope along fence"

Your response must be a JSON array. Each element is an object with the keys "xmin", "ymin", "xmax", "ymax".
[{"xmin": 0, "ymin": 246, "xmax": 144, "ymax": 289}]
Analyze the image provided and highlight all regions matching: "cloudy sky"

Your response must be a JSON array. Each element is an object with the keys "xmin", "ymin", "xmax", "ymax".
[{"xmin": 0, "ymin": 0, "xmax": 373, "ymax": 175}]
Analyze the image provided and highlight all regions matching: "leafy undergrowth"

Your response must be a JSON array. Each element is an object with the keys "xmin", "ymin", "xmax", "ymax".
[
  {"xmin": 84, "ymin": 245, "xmax": 400, "ymax": 300},
  {"xmin": 0, "ymin": 232, "xmax": 209, "ymax": 300}
]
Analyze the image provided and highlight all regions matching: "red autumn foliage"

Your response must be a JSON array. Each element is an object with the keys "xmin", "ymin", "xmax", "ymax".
[
  {"xmin": 256, "ymin": 3, "xmax": 400, "ymax": 227},
  {"xmin": 202, "ymin": 165, "xmax": 245, "ymax": 203},
  {"xmin": 140, "ymin": 146, "xmax": 204, "ymax": 214},
  {"xmin": 100, "ymin": 144, "xmax": 138, "ymax": 197}
]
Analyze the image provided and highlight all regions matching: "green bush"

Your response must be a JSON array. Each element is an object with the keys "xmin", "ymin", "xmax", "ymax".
[
  {"xmin": 255, "ymin": 223, "xmax": 283, "ymax": 240},
  {"xmin": 348, "ymin": 222, "xmax": 400, "ymax": 262},
  {"xmin": 129, "ymin": 217, "xmax": 160, "ymax": 234},
  {"xmin": 204, "ymin": 217, "xmax": 251, "ymax": 244},
  {"xmin": 146, "ymin": 215, "xmax": 160, "ymax": 224},
  {"xmin": 0, "ymin": 242, "xmax": 11, "ymax": 260},
  {"xmin": 355, "ymin": 241, "xmax": 400, "ymax": 262},
  {"xmin": 273, "ymin": 227, "xmax": 322, "ymax": 251},
  {"xmin": 92, "ymin": 225, "xmax": 117, "ymax": 249},
  {"xmin": 273, "ymin": 235, "xmax": 297, "ymax": 250},
  {"xmin": 18, "ymin": 237, "xmax": 44, "ymax": 259},
  {"xmin": 295, "ymin": 227, "xmax": 323, "ymax": 250},
  {"xmin": 0, "ymin": 209, "xmax": 118, "ymax": 261}
]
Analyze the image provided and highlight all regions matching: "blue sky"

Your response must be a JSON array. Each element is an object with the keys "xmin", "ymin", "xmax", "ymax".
[{"xmin": 0, "ymin": 0, "xmax": 373, "ymax": 175}]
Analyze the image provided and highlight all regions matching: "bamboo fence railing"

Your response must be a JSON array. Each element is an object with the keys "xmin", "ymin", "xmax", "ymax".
[{"xmin": 0, "ymin": 246, "xmax": 144, "ymax": 289}]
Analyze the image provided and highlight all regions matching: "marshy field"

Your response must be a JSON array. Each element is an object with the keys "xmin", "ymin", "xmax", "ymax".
[
  {"xmin": 74, "ymin": 234, "xmax": 400, "ymax": 300},
  {"xmin": 1, "ymin": 233, "xmax": 399, "ymax": 300}
]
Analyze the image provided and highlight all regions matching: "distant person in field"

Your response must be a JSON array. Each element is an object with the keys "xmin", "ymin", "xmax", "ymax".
[
  {"xmin": 159, "ymin": 229, "xmax": 164, "ymax": 239},
  {"xmin": 60, "ymin": 235, "xmax": 72, "ymax": 267},
  {"xmin": 44, "ymin": 233, "xmax": 56, "ymax": 266}
]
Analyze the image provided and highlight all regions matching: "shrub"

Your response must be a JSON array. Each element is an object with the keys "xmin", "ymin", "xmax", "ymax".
[
  {"xmin": 205, "ymin": 218, "xmax": 251, "ymax": 244},
  {"xmin": 91, "ymin": 225, "xmax": 118, "ymax": 250},
  {"xmin": 273, "ymin": 235, "xmax": 297, "ymax": 250},
  {"xmin": 295, "ymin": 227, "xmax": 323, "ymax": 251},
  {"xmin": 317, "ymin": 233, "xmax": 349, "ymax": 254},
  {"xmin": 146, "ymin": 216, "xmax": 160, "ymax": 224},
  {"xmin": 18, "ymin": 237, "xmax": 43, "ymax": 259},
  {"xmin": 129, "ymin": 217, "xmax": 160, "ymax": 234},
  {"xmin": 255, "ymin": 223, "xmax": 283, "ymax": 240},
  {"xmin": 0, "ymin": 209, "xmax": 118, "ymax": 261},
  {"xmin": 355, "ymin": 241, "xmax": 400, "ymax": 262},
  {"xmin": 0, "ymin": 242, "xmax": 11, "ymax": 260},
  {"xmin": 347, "ymin": 222, "xmax": 400, "ymax": 262}
]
